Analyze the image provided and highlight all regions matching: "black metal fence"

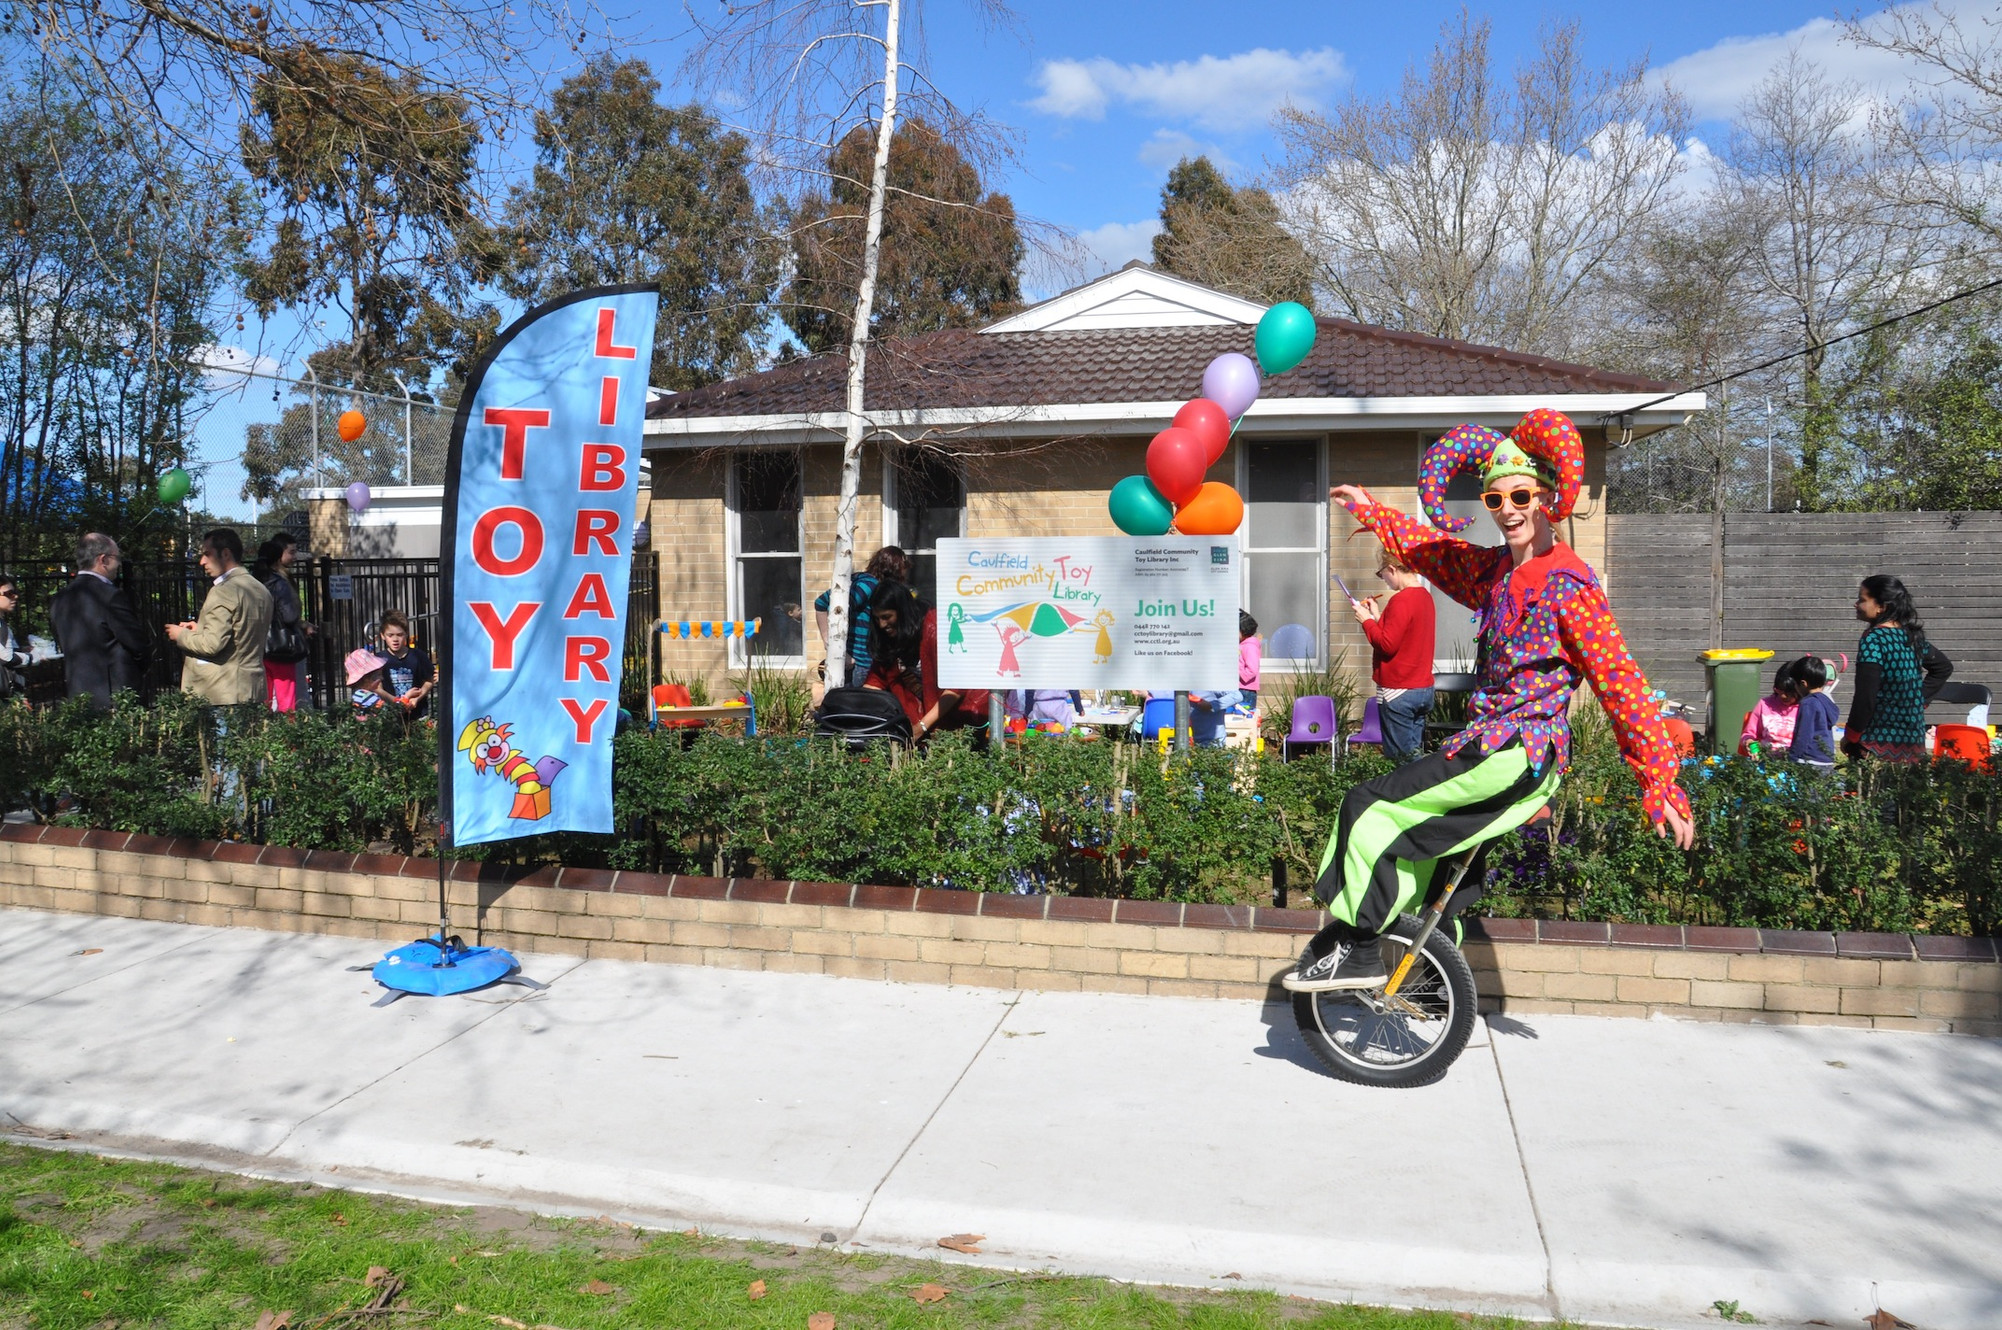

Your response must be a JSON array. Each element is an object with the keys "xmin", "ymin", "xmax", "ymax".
[
  {"xmin": 294, "ymin": 556, "xmax": 439, "ymax": 710},
  {"xmin": 9, "ymin": 550, "xmax": 661, "ymax": 713}
]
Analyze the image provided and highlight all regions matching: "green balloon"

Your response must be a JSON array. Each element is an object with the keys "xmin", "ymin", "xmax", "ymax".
[
  {"xmin": 157, "ymin": 466, "xmax": 192, "ymax": 504},
  {"xmin": 1255, "ymin": 301, "xmax": 1317, "ymax": 376},
  {"xmin": 1109, "ymin": 474, "xmax": 1174, "ymax": 536}
]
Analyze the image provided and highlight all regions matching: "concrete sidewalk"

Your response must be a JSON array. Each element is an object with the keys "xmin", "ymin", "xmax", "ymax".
[{"xmin": 1, "ymin": 907, "xmax": 1997, "ymax": 1330}]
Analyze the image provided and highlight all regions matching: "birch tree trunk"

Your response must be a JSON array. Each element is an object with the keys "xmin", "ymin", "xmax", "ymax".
[{"xmin": 823, "ymin": 0, "xmax": 902, "ymax": 691}]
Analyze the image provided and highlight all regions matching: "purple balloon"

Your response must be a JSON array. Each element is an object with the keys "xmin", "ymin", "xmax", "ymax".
[
  {"xmin": 1201, "ymin": 352, "xmax": 1260, "ymax": 419},
  {"xmin": 344, "ymin": 481, "xmax": 372, "ymax": 514}
]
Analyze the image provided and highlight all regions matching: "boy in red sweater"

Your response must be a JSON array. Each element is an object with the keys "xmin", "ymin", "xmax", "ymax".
[{"xmin": 1354, "ymin": 552, "xmax": 1435, "ymax": 764}]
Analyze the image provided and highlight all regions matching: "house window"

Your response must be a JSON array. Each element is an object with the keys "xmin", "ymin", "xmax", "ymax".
[
  {"xmin": 730, "ymin": 451, "xmax": 804, "ymax": 663},
  {"xmin": 885, "ymin": 448, "xmax": 965, "ymax": 606},
  {"xmin": 1239, "ymin": 440, "xmax": 1326, "ymax": 670}
]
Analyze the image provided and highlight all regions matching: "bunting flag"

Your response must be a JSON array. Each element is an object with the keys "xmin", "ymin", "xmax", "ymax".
[
  {"xmin": 439, "ymin": 285, "xmax": 660, "ymax": 845},
  {"xmin": 658, "ymin": 618, "xmax": 762, "ymax": 641}
]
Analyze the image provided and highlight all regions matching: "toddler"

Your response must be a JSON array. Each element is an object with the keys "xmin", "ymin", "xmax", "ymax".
[
  {"xmin": 1787, "ymin": 656, "xmax": 1840, "ymax": 770},
  {"xmin": 346, "ymin": 648, "xmax": 393, "ymax": 713}
]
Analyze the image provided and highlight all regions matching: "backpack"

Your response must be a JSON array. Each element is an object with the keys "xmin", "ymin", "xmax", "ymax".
[{"xmin": 814, "ymin": 686, "xmax": 914, "ymax": 749}]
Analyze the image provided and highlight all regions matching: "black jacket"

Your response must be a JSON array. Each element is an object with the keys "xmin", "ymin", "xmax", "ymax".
[{"xmin": 49, "ymin": 573, "xmax": 152, "ymax": 709}]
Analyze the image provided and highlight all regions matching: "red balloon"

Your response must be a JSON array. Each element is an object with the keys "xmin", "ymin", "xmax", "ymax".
[
  {"xmin": 1174, "ymin": 398, "xmax": 1232, "ymax": 465},
  {"xmin": 1173, "ymin": 482, "xmax": 1245, "ymax": 536},
  {"xmin": 1146, "ymin": 427, "xmax": 1208, "ymax": 506}
]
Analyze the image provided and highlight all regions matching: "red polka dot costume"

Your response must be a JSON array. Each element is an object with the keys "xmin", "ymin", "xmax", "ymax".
[{"xmin": 1306, "ymin": 410, "xmax": 1689, "ymax": 952}]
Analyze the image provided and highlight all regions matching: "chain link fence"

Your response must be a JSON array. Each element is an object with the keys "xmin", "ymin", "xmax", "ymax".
[
  {"xmin": 1604, "ymin": 406, "xmax": 1804, "ymax": 516},
  {"xmin": 188, "ymin": 363, "xmax": 454, "ymax": 513}
]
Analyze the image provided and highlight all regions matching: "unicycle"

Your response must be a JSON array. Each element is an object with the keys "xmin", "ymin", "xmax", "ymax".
[{"xmin": 1291, "ymin": 843, "xmax": 1484, "ymax": 1089}]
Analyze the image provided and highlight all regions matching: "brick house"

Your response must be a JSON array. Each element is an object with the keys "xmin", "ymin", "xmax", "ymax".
[{"xmin": 642, "ymin": 264, "xmax": 1703, "ymax": 694}]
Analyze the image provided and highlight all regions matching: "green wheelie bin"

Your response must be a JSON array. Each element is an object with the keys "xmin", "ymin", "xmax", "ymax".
[{"xmin": 1698, "ymin": 649, "xmax": 1774, "ymax": 755}]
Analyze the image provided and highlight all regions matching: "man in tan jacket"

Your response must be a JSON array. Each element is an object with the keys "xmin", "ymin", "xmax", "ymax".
[{"xmin": 167, "ymin": 528, "xmax": 274, "ymax": 705}]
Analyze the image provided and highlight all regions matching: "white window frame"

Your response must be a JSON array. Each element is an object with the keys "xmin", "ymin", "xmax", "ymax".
[
  {"xmin": 1236, "ymin": 436, "xmax": 1329, "ymax": 673},
  {"xmin": 726, "ymin": 448, "xmax": 805, "ymax": 670}
]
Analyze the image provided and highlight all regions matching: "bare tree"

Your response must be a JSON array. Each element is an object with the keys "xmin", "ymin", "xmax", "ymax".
[
  {"xmin": 1851, "ymin": 2, "xmax": 2002, "ymax": 248},
  {"xmin": 4, "ymin": 0, "xmax": 580, "ymax": 159},
  {"xmin": 682, "ymin": 0, "xmax": 1013, "ymax": 689},
  {"xmin": 1275, "ymin": 13, "xmax": 1688, "ymax": 359},
  {"xmin": 1725, "ymin": 52, "xmax": 1931, "ymax": 501}
]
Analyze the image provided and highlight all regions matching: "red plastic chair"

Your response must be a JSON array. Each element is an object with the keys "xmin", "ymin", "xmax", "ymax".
[{"xmin": 1934, "ymin": 723, "xmax": 1992, "ymax": 772}]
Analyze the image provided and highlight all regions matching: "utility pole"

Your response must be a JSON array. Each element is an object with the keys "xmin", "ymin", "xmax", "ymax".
[{"xmin": 1765, "ymin": 396, "xmax": 1774, "ymax": 513}]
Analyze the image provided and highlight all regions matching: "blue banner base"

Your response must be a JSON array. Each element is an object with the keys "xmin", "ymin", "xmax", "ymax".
[{"xmin": 369, "ymin": 936, "xmax": 532, "ymax": 999}]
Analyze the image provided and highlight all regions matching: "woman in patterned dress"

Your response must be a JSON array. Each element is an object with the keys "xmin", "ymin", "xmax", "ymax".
[
  {"xmin": 1842, "ymin": 575, "xmax": 1952, "ymax": 764},
  {"xmin": 1286, "ymin": 410, "xmax": 1695, "ymax": 993}
]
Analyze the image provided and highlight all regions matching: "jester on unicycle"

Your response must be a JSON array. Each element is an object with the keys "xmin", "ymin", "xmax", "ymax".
[{"xmin": 1282, "ymin": 409, "xmax": 1696, "ymax": 1087}]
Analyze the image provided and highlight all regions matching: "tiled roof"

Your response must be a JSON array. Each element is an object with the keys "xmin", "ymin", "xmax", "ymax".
[{"xmin": 647, "ymin": 321, "xmax": 1678, "ymax": 420}]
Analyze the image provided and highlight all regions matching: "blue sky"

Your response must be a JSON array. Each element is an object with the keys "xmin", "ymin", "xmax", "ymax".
[
  {"xmin": 802, "ymin": 0, "xmax": 1921, "ymax": 289},
  {"xmin": 201, "ymin": 0, "xmax": 1936, "ymax": 516}
]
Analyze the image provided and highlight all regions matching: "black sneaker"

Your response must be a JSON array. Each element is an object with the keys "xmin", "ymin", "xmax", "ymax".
[{"xmin": 1282, "ymin": 938, "xmax": 1388, "ymax": 992}]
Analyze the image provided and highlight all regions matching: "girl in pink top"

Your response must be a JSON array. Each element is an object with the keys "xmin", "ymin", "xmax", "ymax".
[
  {"xmin": 1238, "ymin": 610, "xmax": 1261, "ymax": 712},
  {"xmin": 1739, "ymin": 660, "xmax": 1801, "ymax": 756}
]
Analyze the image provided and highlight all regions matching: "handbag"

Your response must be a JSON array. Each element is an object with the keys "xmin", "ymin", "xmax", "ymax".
[{"xmin": 260, "ymin": 574, "xmax": 309, "ymax": 662}]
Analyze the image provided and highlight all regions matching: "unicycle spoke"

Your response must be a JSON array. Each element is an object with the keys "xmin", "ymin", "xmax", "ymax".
[{"xmin": 1312, "ymin": 965, "xmax": 1450, "ymax": 1066}]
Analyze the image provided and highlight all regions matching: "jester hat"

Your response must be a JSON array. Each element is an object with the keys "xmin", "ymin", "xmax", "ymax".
[{"xmin": 1416, "ymin": 408, "xmax": 1585, "ymax": 533}]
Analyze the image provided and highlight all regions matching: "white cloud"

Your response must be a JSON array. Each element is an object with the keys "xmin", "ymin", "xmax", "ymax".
[
  {"xmin": 1076, "ymin": 219, "xmax": 1162, "ymax": 272},
  {"xmin": 1660, "ymin": 2, "xmax": 1973, "ymax": 122},
  {"xmin": 1029, "ymin": 47, "xmax": 1348, "ymax": 131},
  {"xmin": 1137, "ymin": 129, "xmax": 1238, "ymax": 173}
]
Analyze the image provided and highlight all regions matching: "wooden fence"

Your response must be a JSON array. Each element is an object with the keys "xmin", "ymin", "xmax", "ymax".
[{"xmin": 1606, "ymin": 512, "xmax": 2002, "ymax": 719}]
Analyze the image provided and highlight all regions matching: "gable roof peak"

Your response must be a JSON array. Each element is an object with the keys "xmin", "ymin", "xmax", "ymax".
[{"xmin": 983, "ymin": 263, "xmax": 1266, "ymax": 335}]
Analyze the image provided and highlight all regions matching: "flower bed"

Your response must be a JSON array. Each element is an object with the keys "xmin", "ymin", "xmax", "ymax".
[{"xmin": 1, "ymin": 696, "xmax": 1996, "ymax": 935}]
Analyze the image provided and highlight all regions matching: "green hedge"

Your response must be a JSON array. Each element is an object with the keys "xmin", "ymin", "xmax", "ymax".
[{"xmin": 0, "ymin": 697, "xmax": 1995, "ymax": 933}]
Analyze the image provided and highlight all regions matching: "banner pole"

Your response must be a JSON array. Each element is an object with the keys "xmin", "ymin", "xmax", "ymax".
[{"xmin": 436, "ymin": 826, "xmax": 450, "ymax": 941}]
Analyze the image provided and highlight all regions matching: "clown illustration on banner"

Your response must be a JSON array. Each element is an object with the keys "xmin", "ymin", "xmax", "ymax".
[{"xmin": 439, "ymin": 285, "xmax": 660, "ymax": 845}]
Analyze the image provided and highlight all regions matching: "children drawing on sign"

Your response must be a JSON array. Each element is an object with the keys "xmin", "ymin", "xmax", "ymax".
[
  {"xmin": 996, "ymin": 622, "xmax": 1029, "ymax": 677},
  {"xmin": 1092, "ymin": 609, "xmax": 1115, "ymax": 664}
]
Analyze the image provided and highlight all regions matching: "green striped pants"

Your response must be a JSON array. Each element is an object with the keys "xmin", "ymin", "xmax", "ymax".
[{"xmin": 1314, "ymin": 742, "xmax": 1560, "ymax": 939}]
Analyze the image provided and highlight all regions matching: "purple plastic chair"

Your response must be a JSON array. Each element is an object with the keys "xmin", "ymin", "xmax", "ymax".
[
  {"xmin": 1344, "ymin": 697, "xmax": 1383, "ymax": 758},
  {"xmin": 1282, "ymin": 695, "xmax": 1339, "ymax": 765}
]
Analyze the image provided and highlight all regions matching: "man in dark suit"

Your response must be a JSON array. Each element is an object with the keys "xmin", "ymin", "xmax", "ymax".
[{"xmin": 49, "ymin": 532, "xmax": 152, "ymax": 709}]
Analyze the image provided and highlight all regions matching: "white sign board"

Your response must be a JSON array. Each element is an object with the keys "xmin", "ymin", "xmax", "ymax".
[
  {"xmin": 935, "ymin": 537, "xmax": 1240, "ymax": 691},
  {"xmin": 327, "ymin": 574, "xmax": 354, "ymax": 602}
]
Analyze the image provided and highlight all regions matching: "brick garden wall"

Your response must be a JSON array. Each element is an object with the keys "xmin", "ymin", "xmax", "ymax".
[{"xmin": 2, "ymin": 824, "xmax": 1996, "ymax": 1036}]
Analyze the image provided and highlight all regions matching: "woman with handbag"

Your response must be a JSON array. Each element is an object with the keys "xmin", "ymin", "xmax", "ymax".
[{"xmin": 254, "ymin": 533, "xmax": 311, "ymax": 712}]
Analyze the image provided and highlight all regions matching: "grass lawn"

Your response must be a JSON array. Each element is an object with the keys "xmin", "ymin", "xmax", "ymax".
[{"xmin": 0, "ymin": 1142, "xmax": 1574, "ymax": 1330}]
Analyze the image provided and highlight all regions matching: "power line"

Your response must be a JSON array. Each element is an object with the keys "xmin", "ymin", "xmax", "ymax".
[{"xmin": 1601, "ymin": 273, "xmax": 2002, "ymax": 425}]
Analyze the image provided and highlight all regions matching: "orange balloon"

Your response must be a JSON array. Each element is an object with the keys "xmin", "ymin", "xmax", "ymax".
[
  {"xmin": 1173, "ymin": 481, "xmax": 1244, "ymax": 535},
  {"xmin": 337, "ymin": 409, "xmax": 367, "ymax": 443}
]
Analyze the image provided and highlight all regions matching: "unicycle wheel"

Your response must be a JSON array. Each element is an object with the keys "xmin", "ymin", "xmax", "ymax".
[{"xmin": 1291, "ymin": 914, "xmax": 1478, "ymax": 1089}]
